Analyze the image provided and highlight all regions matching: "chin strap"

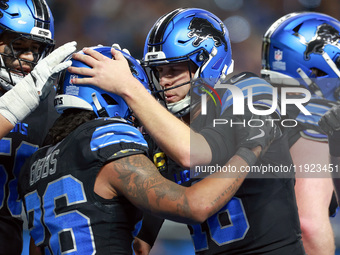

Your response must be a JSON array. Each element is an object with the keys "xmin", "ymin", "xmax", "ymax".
[
  {"xmin": 167, "ymin": 95, "xmax": 191, "ymax": 117},
  {"xmin": 296, "ymin": 68, "xmax": 323, "ymax": 97}
]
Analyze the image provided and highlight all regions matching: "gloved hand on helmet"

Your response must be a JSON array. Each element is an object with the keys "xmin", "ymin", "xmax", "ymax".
[{"xmin": 0, "ymin": 41, "xmax": 77, "ymax": 125}]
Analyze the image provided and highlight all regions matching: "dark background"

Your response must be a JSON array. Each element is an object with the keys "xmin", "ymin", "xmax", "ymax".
[{"xmin": 47, "ymin": 0, "xmax": 340, "ymax": 76}]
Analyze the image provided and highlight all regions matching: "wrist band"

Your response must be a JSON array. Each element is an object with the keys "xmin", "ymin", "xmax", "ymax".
[{"xmin": 235, "ymin": 147, "xmax": 258, "ymax": 167}]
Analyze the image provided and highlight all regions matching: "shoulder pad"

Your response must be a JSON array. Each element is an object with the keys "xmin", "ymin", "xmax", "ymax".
[
  {"xmin": 220, "ymin": 73, "xmax": 281, "ymax": 119},
  {"xmin": 90, "ymin": 121, "xmax": 148, "ymax": 152},
  {"xmin": 300, "ymin": 129, "xmax": 327, "ymax": 142}
]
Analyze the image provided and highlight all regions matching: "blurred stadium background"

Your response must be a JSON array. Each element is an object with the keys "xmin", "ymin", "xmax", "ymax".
[{"xmin": 22, "ymin": 0, "xmax": 340, "ymax": 254}]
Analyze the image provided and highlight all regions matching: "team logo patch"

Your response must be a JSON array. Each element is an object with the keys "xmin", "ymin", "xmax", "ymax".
[
  {"xmin": 304, "ymin": 23, "xmax": 340, "ymax": 60},
  {"xmin": 69, "ymin": 74, "xmax": 77, "ymax": 84},
  {"xmin": 273, "ymin": 49, "xmax": 286, "ymax": 70},
  {"xmin": 65, "ymin": 75, "xmax": 80, "ymax": 96},
  {"xmin": 187, "ymin": 17, "xmax": 228, "ymax": 51},
  {"xmin": 274, "ymin": 49, "xmax": 283, "ymax": 61}
]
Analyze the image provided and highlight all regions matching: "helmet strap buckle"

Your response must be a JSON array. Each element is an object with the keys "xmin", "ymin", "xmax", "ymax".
[
  {"xmin": 91, "ymin": 92, "xmax": 109, "ymax": 117},
  {"xmin": 297, "ymin": 68, "xmax": 323, "ymax": 97}
]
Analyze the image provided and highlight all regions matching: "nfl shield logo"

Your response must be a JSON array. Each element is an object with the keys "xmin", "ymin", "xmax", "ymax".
[
  {"xmin": 69, "ymin": 74, "xmax": 78, "ymax": 84},
  {"xmin": 274, "ymin": 50, "xmax": 283, "ymax": 61}
]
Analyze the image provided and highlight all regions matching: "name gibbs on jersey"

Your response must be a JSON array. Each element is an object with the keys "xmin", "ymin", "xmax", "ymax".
[{"xmin": 30, "ymin": 149, "xmax": 60, "ymax": 186}]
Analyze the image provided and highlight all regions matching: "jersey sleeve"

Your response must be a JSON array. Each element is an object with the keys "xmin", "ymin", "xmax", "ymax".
[
  {"xmin": 90, "ymin": 122, "xmax": 149, "ymax": 162},
  {"xmin": 222, "ymin": 72, "xmax": 282, "ymax": 120}
]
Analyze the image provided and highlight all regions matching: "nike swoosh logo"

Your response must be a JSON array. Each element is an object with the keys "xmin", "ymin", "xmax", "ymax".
[
  {"xmin": 230, "ymin": 73, "xmax": 246, "ymax": 84},
  {"xmin": 247, "ymin": 129, "xmax": 265, "ymax": 141}
]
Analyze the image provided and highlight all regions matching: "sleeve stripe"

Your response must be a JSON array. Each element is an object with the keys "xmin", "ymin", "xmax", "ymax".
[
  {"xmin": 90, "ymin": 123, "xmax": 148, "ymax": 151},
  {"xmin": 222, "ymin": 78, "xmax": 275, "ymax": 112}
]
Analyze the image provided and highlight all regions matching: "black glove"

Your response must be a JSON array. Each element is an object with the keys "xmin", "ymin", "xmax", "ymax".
[
  {"xmin": 318, "ymin": 105, "xmax": 340, "ymax": 157},
  {"xmin": 235, "ymin": 114, "xmax": 281, "ymax": 166}
]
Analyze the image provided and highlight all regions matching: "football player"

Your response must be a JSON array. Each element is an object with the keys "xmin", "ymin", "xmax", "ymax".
[
  {"xmin": 261, "ymin": 12, "xmax": 340, "ymax": 255},
  {"xmin": 0, "ymin": 1, "xmax": 76, "ymax": 254},
  {"xmin": 70, "ymin": 8, "xmax": 305, "ymax": 255},
  {"xmin": 19, "ymin": 46, "xmax": 278, "ymax": 254}
]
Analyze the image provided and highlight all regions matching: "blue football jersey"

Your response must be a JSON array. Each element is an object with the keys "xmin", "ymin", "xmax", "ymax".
[{"xmin": 19, "ymin": 117, "xmax": 148, "ymax": 254}]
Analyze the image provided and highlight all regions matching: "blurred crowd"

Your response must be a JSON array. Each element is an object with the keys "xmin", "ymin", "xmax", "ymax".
[{"xmin": 47, "ymin": 0, "xmax": 340, "ymax": 75}]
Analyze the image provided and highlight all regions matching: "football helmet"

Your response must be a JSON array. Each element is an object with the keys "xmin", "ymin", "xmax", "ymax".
[
  {"xmin": 0, "ymin": 0, "xmax": 55, "ymax": 91},
  {"xmin": 143, "ymin": 8, "xmax": 234, "ymax": 116},
  {"xmin": 55, "ymin": 46, "xmax": 150, "ymax": 120},
  {"xmin": 262, "ymin": 12, "xmax": 340, "ymax": 101}
]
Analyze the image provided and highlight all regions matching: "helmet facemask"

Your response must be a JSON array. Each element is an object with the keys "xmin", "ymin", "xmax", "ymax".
[
  {"xmin": 0, "ymin": 30, "xmax": 54, "ymax": 92},
  {"xmin": 143, "ymin": 8, "xmax": 234, "ymax": 116},
  {"xmin": 0, "ymin": 0, "xmax": 55, "ymax": 92},
  {"xmin": 144, "ymin": 57, "xmax": 203, "ymax": 117}
]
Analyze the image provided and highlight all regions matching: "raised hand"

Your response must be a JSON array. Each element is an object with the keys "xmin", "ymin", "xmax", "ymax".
[
  {"xmin": 0, "ymin": 41, "xmax": 77, "ymax": 125},
  {"xmin": 33, "ymin": 41, "xmax": 77, "ymax": 99},
  {"xmin": 68, "ymin": 47, "xmax": 137, "ymax": 96}
]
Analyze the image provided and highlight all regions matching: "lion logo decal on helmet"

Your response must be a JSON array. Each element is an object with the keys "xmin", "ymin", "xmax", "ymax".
[
  {"xmin": 304, "ymin": 23, "xmax": 340, "ymax": 60},
  {"xmin": 187, "ymin": 17, "xmax": 229, "ymax": 51}
]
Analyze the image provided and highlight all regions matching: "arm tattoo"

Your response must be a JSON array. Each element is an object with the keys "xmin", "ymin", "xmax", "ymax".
[
  {"xmin": 111, "ymin": 154, "xmax": 191, "ymax": 217},
  {"xmin": 210, "ymin": 172, "xmax": 246, "ymax": 208}
]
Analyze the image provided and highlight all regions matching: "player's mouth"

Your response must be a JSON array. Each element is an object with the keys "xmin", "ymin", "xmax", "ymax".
[
  {"xmin": 165, "ymin": 94, "xmax": 177, "ymax": 103},
  {"xmin": 12, "ymin": 65, "xmax": 31, "ymax": 76}
]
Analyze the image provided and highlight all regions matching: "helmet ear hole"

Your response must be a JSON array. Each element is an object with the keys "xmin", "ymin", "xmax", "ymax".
[
  {"xmin": 310, "ymin": 67, "xmax": 327, "ymax": 77},
  {"xmin": 101, "ymin": 94, "xmax": 118, "ymax": 105}
]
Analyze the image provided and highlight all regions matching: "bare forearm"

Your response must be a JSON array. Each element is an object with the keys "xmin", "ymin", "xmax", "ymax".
[
  {"xmin": 110, "ymin": 152, "xmax": 254, "ymax": 225},
  {"xmin": 144, "ymin": 152, "xmax": 249, "ymax": 224},
  {"xmin": 122, "ymin": 79, "xmax": 211, "ymax": 167}
]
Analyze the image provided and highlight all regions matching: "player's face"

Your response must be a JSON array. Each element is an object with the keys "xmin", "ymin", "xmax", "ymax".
[
  {"xmin": 156, "ymin": 62, "xmax": 195, "ymax": 104},
  {"xmin": 0, "ymin": 32, "xmax": 43, "ymax": 76}
]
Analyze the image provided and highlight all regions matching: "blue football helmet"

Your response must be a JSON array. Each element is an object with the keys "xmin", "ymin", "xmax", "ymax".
[
  {"xmin": 0, "ymin": 0, "xmax": 55, "ymax": 91},
  {"xmin": 262, "ymin": 12, "xmax": 340, "ymax": 101},
  {"xmin": 55, "ymin": 46, "xmax": 150, "ymax": 120},
  {"xmin": 142, "ymin": 8, "xmax": 234, "ymax": 116}
]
